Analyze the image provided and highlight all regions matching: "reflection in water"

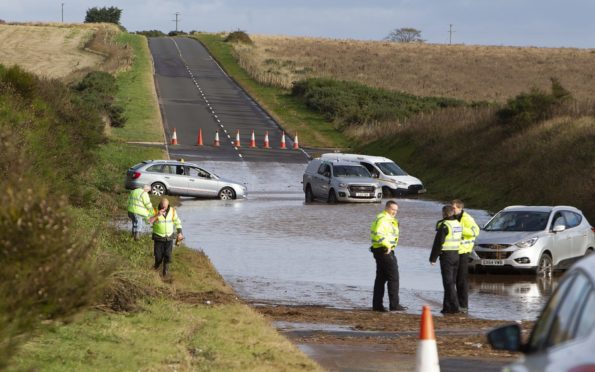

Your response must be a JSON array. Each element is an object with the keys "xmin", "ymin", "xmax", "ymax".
[{"xmin": 178, "ymin": 160, "xmax": 555, "ymax": 321}]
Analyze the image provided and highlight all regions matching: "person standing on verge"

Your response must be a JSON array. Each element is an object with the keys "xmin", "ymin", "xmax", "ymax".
[
  {"xmin": 127, "ymin": 184, "xmax": 153, "ymax": 240},
  {"xmin": 452, "ymin": 199, "xmax": 480, "ymax": 314},
  {"xmin": 370, "ymin": 200, "xmax": 406, "ymax": 312},
  {"xmin": 149, "ymin": 198, "xmax": 183, "ymax": 277},
  {"xmin": 429, "ymin": 205, "xmax": 463, "ymax": 314}
]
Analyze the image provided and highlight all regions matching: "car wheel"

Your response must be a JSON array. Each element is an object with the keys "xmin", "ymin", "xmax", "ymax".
[
  {"xmin": 536, "ymin": 253, "xmax": 553, "ymax": 277},
  {"xmin": 151, "ymin": 182, "xmax": 167, "ymax": 196},
  {"xmin": 327, "ymin": 189, "xmax": 337, "ymax": 204},
  {"xmin": 382, "ymin": 187, "xmax": 392, "ymax": 198},
  {"xmin": 585, "ymin": 248, "xmax": 594, "ymax": 256},
  {"xmin": 305, "ymin": 185, "xmax": 314, "ymax": 203},
  {"xmin": 218, "ymin": 187, "xmax": 236, "ymax": 200}
]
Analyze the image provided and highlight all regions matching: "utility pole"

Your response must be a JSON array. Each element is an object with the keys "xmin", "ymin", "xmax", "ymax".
[
  {"xmin": 448, "ymin": 24, "xmax": 455, "ymax": 45},
  {"xmin": 61, "ymin": 2, "xmax": 64, "ymax": 23},
  {"xmin": 173, "ymin": 12, "xmax": 180, "ymax": 32}
]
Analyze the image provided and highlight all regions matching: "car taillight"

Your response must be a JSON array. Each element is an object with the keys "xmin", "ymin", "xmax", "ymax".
[
  {"xmin": 132, "ymin": 172, "xmax": 141, "ymax": 179},
  {"xmin": 592, "ymin": 227, "xmax": 595, "ymax": 233}
]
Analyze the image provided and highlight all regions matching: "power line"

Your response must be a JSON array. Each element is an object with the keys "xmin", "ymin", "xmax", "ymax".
[{"xmin": 448, "ymin": 24, "xmax": 455, "ymax": 45}]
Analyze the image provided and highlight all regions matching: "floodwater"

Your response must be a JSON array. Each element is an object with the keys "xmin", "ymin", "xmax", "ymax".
[{"xmin": 178, "ymin": 161, "xmax": 557, "ymax": 321}]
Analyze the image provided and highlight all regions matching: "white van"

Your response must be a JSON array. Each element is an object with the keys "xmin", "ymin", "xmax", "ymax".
[{"xmin": 320, "ymin": 153, "xmax": 425, "ymax": 196}]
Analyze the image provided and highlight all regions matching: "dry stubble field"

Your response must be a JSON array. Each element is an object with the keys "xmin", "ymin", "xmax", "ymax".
[
  {"xmin": 234, "ymin": 34, "xmax": 595, "ymax": 102},
  {"xmin": 0, "ymin": 23, "xmax": 118, "ymax": 79}
]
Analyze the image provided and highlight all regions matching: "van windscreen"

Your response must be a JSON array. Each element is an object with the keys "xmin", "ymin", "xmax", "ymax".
[{"xmin": 376, "ymin": 162, "xmax": 407, "ymax": 176}]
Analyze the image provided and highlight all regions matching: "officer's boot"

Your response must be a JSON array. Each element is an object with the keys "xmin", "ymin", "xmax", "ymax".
[
  {"xmin": 163, "ymin": 263, "xmax": 169, "ymax": 277},
  {"xmin": 134, "ymin": 232, "xmax": 140, "ymax": 241}
]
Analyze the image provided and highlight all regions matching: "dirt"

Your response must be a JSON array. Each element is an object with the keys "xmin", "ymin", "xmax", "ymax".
[
  {"xmin": 255, "ymin": 304, "xmax": 534, "ymax": 360},
  {"xmin": 175, "ymin": 290, "xmax": 240, "ymax": 305}
]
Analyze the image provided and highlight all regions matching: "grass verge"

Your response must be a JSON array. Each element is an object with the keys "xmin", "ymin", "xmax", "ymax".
[
  {"xmin": 8, "ymin": 33, "xmax": 319, "ymax": 371},
  {"xmin": 193, "ymin": 33, "xmax": 350, "ymax": 149}
]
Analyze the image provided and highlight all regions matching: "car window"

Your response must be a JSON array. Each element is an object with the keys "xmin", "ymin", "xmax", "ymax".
[
  {"xmin": 332, "ymin": 165, "xmax": 371, "ymax": 178},
  {"xmin": 360, "ymin": 162, "xmax": 379, "ymax": 178},
  {"xmin": 318, "ymin": 164, "xmax": 330, "ymax": 177},
  {"xmin": 175, "ymin": 165, "xmax": 186, "ymax": 175},
  {"xmin": 188, "ymin": 167, "xmax": 210, "ymax": 178},
  {"xmin": 562, "ymin": 211, "xmax": 582, "ymax": 228},
  {"xmin": 484, "ymin": 211, "xmax": 550, "ymax": 232},
  {"xmin": 146, "ymin": 165, "xmax": 163, "ymax": 172},
  {"xmin": 527, "ymin": 274, "xmax": 576, "ymax": 352},
  {"xmin": 574, "ymin": 285, "xmax": 595, "ymax": 340},
  {"xmin": 131, "ymin": 162, "xmax": 148, "ymax": 170},
  {"xmin": 551, "ymin": 212, "xmax": 566, "ymax": 229},
  {"xmin": 160, "ymin": 165, "xmax": 176, "ymax": 174},
  {"xmin": 375, "ymin": 162, "xmax": 407, "ymax": 176},
  {"xmin": 545, "ymin": 273, "xmax": 590, "ymax": 347}
]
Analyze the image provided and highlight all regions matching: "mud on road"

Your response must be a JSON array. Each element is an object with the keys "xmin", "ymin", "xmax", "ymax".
[{"xmin": 255, "ymin": 304, "xmax": 533, "ymax": 360}]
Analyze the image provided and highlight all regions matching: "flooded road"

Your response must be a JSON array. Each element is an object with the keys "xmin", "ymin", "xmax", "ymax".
[{"xmin": 178, "ymin": 161, "xmax": 556, "ymax": 321}]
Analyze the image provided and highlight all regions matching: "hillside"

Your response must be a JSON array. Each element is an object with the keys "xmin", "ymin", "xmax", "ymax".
[{"xmin": 232, "ymin": 34, "xmax": 595, "ymax": 102}]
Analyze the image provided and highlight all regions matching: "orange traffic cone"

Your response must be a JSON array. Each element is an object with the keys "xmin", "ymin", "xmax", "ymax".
[
  {"xmin": 414, "ymin": 306, "xmax": 440, "ymax": 372},
  {"xmin": 280, "ymin": 131, "xmax": 287, "ymax": 149},
  {"xmin": 263, "ymin": 131, "xmax": 270, "ymax": 149},
  {"xmin": 235, "ymin": 130, "xmax": 241, "ymax": 147},
  {"xmin": 249, "ymin": 130, "xmax": 257, "ymax": 148},
  {"xmin": 213, "ymin": 131, "xmax": 220, "ymax": 147},
  {"xmin": 196, "ymin": 128, "xmax": 203, "ymax": 146},
  {"xmin": 293, "ymin": 132, "xmax": 299, "ymax": 150},
  {"xmin": 171, "ymin": 128, "xmax": 178, "ymax": 145}
]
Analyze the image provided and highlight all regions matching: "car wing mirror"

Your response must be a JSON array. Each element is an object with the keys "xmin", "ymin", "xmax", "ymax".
[
  {"xmin": 553, "ymin": 224, "xmax": 566, "ymax": 233},
  {"xmin": 487, "ymin": 323, "xmax": 523, "ymax": 352}
]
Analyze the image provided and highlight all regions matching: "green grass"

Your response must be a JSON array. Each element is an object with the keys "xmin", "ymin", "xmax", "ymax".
[{"xmin": 193, "ymin": 33, "xmax": 350, "ymax": 149}]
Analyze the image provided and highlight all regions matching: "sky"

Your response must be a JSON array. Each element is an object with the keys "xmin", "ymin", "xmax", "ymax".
[{"xmin": 2, "ymin": 0, "xmax": 595, "ymax": 48}]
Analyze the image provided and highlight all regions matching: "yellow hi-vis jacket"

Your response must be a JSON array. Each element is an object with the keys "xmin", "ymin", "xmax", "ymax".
[
  {"xmin": 459, "ymin": 211, "xmax": 480, "ymax": 254},
  {"xmin": 127, "ymin": 188, "xmax": 153, "ymax": 217},
  {"xmin": 152, "ymin": 207, "xmax": 182, "ymax": 238},
  {"xmin": 438, "ymin": 219, "xmax": 463, "ymax": 251},
  {"xmin": 370, "ymin": 211, "xmax": 399, "ymax": 251}
]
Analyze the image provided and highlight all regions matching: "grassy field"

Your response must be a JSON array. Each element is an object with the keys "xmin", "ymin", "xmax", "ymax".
[
  {"xmin": 3, "ymin": 28, "xmax": 319, "ymax": 371},
  {"xmin": 194, "ymin": 33, "xmax": 350, "ymax": 149},
  {"xmin": 233, "ymin": 34, "xmax": 595, "ymax": 103}
]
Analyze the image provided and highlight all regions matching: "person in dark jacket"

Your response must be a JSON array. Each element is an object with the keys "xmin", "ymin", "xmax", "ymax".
[{"xmin": 429, "ymin": 205, "xmax": 463, "ymax": 314}]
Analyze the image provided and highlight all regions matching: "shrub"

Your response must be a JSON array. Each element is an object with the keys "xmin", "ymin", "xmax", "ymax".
[
  {"xmin": 135, "ymin": 30, "xmax": 166, "ymax": 37},
  {"xmin": 224, "ymin": 30, "xmax": 253, "ymax": 44},
  {"xmin": 73, "ymin": 71, "xmax": 127, "ymax": 127},
  {"xmin": 85, "ymin": 6, "xmax": 122, "ymax": 24}
]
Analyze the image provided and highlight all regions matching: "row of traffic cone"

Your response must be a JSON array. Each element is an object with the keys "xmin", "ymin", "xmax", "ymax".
[{"xmin": 171, "ymin": 128, "xmax": 300, "ymax": 149}]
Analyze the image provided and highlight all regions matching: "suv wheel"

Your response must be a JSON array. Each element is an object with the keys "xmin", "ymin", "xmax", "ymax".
[
  {"xmin": 151, "ymin": 182, "xmax": 167, "ymax": 196},
  {"xmin": 305, "ymin": 185, "xmax": 314, "ymax": 203},
  {"xmin": 536, "ymin": 253, "xmax": 553, "ymax": 277},
  {"xmin": 218, "ymin": 187, "xmax": 235, "ymax": 200},
  {"xmin": 327, "ymin": 189, "xmax": 338, "ymax": 204}
]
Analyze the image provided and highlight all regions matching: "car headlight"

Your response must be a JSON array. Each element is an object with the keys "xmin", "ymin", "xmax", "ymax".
[
  {"xmin": 339, "ymin": 183, "xmax": 347, "ymax": 188},
  {"xmin": 515, "ymin": 237, "xmax": 539, "ymax": 248}
]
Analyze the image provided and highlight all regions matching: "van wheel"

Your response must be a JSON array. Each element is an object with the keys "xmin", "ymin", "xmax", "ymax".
[
  {"xmin": 305, "ymin": 185, "xmax": 314, "ymax": 203},
  {"xmin": 536, "ymin": 253, "xmax": 553, "ymax": 277},
  {"xmin": 151, "ymin": 182, "xmax": 167, "ymax": 196},
  {"xmin": 327, "ymin": 190, "xmax": 338, "ymax": 204},
  {"xmin": 382, "ymin": 187, "xmax": 392, "ymax": 198}
]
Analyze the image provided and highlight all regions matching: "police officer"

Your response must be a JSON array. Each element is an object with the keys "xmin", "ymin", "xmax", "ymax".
[
  {"xmin": 429, "ymin": 205, "xmax": 463, "ymax": 314},
  {"xmin": 452, "ymin": 199, "xmax": 480, "ymax": 313},
  {"xmin": 149, "ymin": 198, "xmax": 183, "ymax": 277},
  {"xmin": 370, "ymin": 200, "xmax": 406, "ymax": 312},
  {"xmin": 127, "ymin": 184, "xmax": 153, "ymax": 240}
]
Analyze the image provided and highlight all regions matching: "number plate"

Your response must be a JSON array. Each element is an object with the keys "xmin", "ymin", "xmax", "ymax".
[
  {"xmin": 481, "ymin": 259, "xmax": 505, "ymax": 266},
  {"xmin": 355, "ymin": 192, "xmax": 370, "ymax": 197}
]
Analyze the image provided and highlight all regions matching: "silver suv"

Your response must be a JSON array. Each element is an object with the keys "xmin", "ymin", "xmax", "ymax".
[
  {"xmin": 302, "ymin": 158, "xmax": 382, "ymax": 203},
  {"xmin": 125, "ymin": 160, "xmax": 247, "ymax": 200},
  {"xmin": 470, "ymin": 205, "xmax": 595, "ymax": 275}
]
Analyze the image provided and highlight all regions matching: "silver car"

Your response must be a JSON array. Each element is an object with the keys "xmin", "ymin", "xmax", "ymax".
[
  {"xmin": 125, "ymin": 160, "xmax": 247, "ymax": 200},
  {"xmin": 470, "ymin": 205, "xmax": 595, "ymax": 275},
  {"xmin": 487, "ymin": 253, "xmax": 595, "ymax": 371}
]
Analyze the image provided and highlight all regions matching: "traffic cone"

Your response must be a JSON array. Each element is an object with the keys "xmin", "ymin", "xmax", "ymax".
[
  {"xmin": 196, "ymin": 128, "xmax": 203, "ymax": 146},
  {"xmin": 280, "ymin": 131, "xmax": 287, "ymax": 149},
  {"xmin": 171, "ymin": 128, "xmax": 178, "ymax": 145},
  {"xmin": 234, "ymin": 130, "xmax": 241, "ymax": 147},
  {"xmin": 213, "ymin": 131, "xmax": 220, "ymax": 147},
  {"xmin": 249, "ymin": 130, "xmax": 257, "ymax": 148},
  {"xmin": 293, "ymin": 132, "xmax": 299, "ymax": 150},
  {"xmin": 414, "ymin": 306, "xmax": 440, "ymax": 372},
  {"xmin": 263, "ymin": 131, "xmax": 270, "ymax": 149}
]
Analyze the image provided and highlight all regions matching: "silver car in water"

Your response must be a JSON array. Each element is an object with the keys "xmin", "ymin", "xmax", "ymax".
[
  {"xmin": 125, "ymin": 160, "xmax": 247, "ymax": 200},
  {"xmin": 470, "ymin": 205, "xmax": 595, "ymax": 275}
]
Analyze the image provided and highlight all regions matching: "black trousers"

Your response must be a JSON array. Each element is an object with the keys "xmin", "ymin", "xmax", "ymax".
[
  {"xmin": 372, "ymin": 250, "xmax": 400, "ymax": 310},
  {"xmin": 439, "ymin": 251, "xmax": 460, "ymax": 313},
  {"xmin": 154, "ymin": 239, "xmax": 173, "ymax": 275},
  {"xmin": 456, "ymin": 253, "xmax": 470, "ymax": 308}
]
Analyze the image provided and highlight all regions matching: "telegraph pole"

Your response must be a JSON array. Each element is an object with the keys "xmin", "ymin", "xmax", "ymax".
[
  {"xmin": 448, "ymin": 24, "xmax": 455, "ymax": 45},
  {"xmin": 173, "ymin": 12, "xmax": 180, "ymax": 32},
  {"xmin": 61, "ymin": 2, "xmax": 64, "ymax": 22}
]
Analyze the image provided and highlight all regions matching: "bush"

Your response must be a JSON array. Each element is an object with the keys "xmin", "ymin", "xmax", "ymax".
[
  {"xmin": 135, "ymin": 30, "xmax": 166, "ymax": 37},
  {"xmin": 224, "ymin": 30, "xmax": 253, "ymax": 44},
  {"xmin": 168, "ymin": 30, "xmax": 188, "ymax": 36},
  {"xmin": 73, "ymin": 71, "xmax": 127, "ymax": 128},
  {"xmin": 85, "ymin": 6, "xmax": 122, "ymax": 24}
]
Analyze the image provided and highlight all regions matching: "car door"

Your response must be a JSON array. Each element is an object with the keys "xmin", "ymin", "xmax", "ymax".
[
  {"xmin": 160, "ymin": 164, "xmax": 188, "ymax": 195},
  {"xmin": 550, "ymin": 211, "xmax": 574, "ymax": 267},
  {"xmin": 187, "ymin": 166, "xmax": 218, "ymax": 197},
  {"xmin": 313, "ymin": 163, "xmax": 331, "ymax": 198},
  {"xmin": 562, "ymin": 211, "xmax": 589, "ymax": 257}
]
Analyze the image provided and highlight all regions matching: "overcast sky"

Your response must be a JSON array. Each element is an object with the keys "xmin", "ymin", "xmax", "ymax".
[{"xmin": 2, "ymin": 0, "xmax": 595, "ymax": 48}]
